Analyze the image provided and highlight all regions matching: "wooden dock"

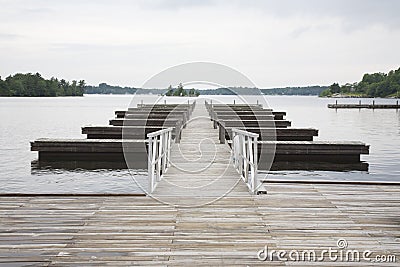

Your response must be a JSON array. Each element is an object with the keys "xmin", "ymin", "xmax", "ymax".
[
  {"xmin": 221, "ymin": 127, "xmax": 319, "ymax": 142},
  {"xmin": 1, "ymin": 183, "xmax": 399, "ymax": 265},
  {"xmin": 328, "ymin": 100, "xmax": 400, "ymax": 109},
  {"xmin": 30, "ymin": 138, "xmax": 147, "ymax": 162},
  {"xmin": 31, "ymin": 100, "xmax": 369, "ymax": 166},
  {"xmin": 151, "ymin": 100, "xmax": 252, "ymax": 205},
  {"xmin": 7, "ymin": 101, "xmax": 400, "ymax": 265},
  {"xmin": 82, "ymin": 126, "xmax": 180, "ymax": 140}
]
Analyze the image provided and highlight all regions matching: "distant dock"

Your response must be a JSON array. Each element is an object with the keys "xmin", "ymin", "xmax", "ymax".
[{"xmin": 328, "ymin": 100, "xmax": 400, "ymax": 109}]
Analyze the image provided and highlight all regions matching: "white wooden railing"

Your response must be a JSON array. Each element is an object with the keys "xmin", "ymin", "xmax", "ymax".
[
  {"xmin": 231, "ymin": 128, "xmax": 259, "ymax": 194},
  {"xmin": 147, "ymin": 128, "xmax": 173, "ymax": 193}
]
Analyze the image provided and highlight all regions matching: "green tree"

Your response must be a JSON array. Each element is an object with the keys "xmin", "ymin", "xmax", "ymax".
[
  {"xmin": 78, "ymin": 80, "xmax": 85, "ymax": 95},
  {"xmin": 166, "ymin": 85, "xmax": 174, "ymax": 96},
  {"xmin": 0, "ymin": 76, "xmax": 9, "ymax": 96},
  {"xmin": 0, "ymin": 73, "xmax": 84, "ymax": 97},
  {"xmin": 173, "ymin": 83, "xmax": 187, "ymax": 96},
  {"xmin": 329, "ymin": 83, "xmax": 341, "ymax": 94}
]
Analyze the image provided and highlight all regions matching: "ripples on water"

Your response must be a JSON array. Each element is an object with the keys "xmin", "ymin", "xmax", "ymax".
[{"xmin": 0, "ymin": 95, "xmax": 399, "ymax": 193}]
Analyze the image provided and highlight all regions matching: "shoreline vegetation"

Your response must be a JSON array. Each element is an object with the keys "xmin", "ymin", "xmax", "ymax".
[
  {"xmin": 1, "ymin": 68, "xmax": 399, "ymax": 98},
  {"xmin": 0, "ymin": 73, "xmax": 85, "ymax": 97},
  {"xmin": 164, "ymin": 83, "xmax": 200, "ymax": 97},
  {"xmin": 0, "ymin": 74, "xmax": 328, "ymax": 97},
  {"xmin": 320, "ymin": 67, "xmax": 400, "ymax": 98},
  {"xmin": 85, "ymin": 84, "xmax": 327, "ymax": 96}
]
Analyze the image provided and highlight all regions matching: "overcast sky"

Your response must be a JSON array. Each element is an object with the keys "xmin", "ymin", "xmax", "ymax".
[{"xmin": 1, "ymin": 0, "xmax": 399, "ymax": 88}]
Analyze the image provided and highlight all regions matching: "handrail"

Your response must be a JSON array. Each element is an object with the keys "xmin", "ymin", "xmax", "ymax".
[
  {"xmin": 147, "ymin": 127, "xmax": 173, "ymax": 193},
  {"xmin": 231, "ymin": 128, "xmax": 259, "ymax": 194}
]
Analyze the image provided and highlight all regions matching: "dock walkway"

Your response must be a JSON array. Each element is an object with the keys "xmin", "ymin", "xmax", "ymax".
[
  {"xmin": 1, "ymin": 184, "xmax": 399, "ymax": 265},
  {"xmin": 152, "ymin": 101, "xmax": 250, "ymax": 204}
]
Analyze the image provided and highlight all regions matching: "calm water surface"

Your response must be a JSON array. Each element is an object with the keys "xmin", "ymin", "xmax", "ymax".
[
  {"xmin": 264, "ymin": 96, "xmax": 400, "ymax": 182},
  {"xmin": 0, "ymin": 95, "xmax": 399, "ymax": 193}
]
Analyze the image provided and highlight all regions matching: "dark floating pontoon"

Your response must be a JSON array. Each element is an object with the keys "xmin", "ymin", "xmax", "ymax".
[
  {"xmin": 328, "ymin": 99, "xmax": 400, "ymax": 109},
  {"xmin": 31, "ymin": 100, "xmax": 369, "ymax": 185}
]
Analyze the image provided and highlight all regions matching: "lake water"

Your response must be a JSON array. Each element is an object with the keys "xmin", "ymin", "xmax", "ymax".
[{"xmin": 0, "ymin": 95, "xmax": 399, "ymax": 193}]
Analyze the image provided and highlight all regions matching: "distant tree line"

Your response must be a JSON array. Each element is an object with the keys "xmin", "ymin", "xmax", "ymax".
[
  {"xmin": 0, "ymin": 73, "xmax": 84, "ymax": 97},
  {"xmin": 198, "ymin": 86, "xmax": 327, "ymax": 95},
  {"xmin": 320, "ymin": 67, "xmax": 400, "ymax": 98},
  {"xmin": 199, "ymin": 87, "xmax": 259, "ymax": 95},
  {"xmin": 165, "ymin": 83, "xmax": 200, "ymax": 97},
  {"xmin": 0, "ymin": 72, "xmax": 346, "ymax": 97},
  {"xmin": 84, "ymin": 83, "xmax": 137, "ymax": 94},
  {"xmin": 261, "ymin": 86, "xmax": 327, "ymax": 95}
]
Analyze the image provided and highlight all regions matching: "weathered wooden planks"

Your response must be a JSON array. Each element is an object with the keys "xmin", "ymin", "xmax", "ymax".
[
  {"xmin": 17, "ymin": 101, "xmax": 396, "ymax": 265},
  {"xmin": 151, "ymin": 101, "xmax": 253, "ymax": 202},
  {"xmin": 1, "ymin": 183, "xmax": 399, "ymax": 265}
]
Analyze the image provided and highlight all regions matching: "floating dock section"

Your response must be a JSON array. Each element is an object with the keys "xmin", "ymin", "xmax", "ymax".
[
  {"xmin": 328, "ymin": 100, "xmax": 400, "ymax": 109},
  {"xmin": 205, "ymin": 101, "xmax": 369, "ymax": 163},
  {"xmin": 31, "ymin": 100, "xmax": 369, "ymax": 177}
]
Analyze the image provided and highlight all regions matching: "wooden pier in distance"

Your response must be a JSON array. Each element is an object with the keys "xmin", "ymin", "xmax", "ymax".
[{"xmin": 328, "ymin": 100, "xmax": 400, "ymax": 109}]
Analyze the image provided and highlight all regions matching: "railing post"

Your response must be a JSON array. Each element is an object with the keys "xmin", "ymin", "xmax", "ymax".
[
  {"xmin": 233, "ymin": 131, "xmax": 238, "ymax": 169},
  {"xmin": 147, "ymin": 128, "xmax": 173, "ymax": 193},
  {"xmin": 241, "ymin": 135, "xmax": 245, "ymax": 179},
  {"xmin": 158, "ymin": 136, "xmax": 162, "ymax": 180},
  {"xmin": 248, "ymin": 136, "xmax": 254, "ymax": 193},
  {"xmin": 254, "ymin": 136, "xmax": 258, "ymax": 193},
  {"xmin": 154, "ymin": 136, "xmax": 159, "ymax": 182},
  {"xmin": 161, "ymin": 132, "xmax": 166, "ymax": 174},
  {"xmin": 231, "ymin": 128, "xmax": 259, "ymax": 194},
  {"xmin": 167, "ymin": 131, "xmax": 171, "ymax": 167},
  {"xmin": 148, "ymin": 137, "xmax": 154, "ymax": 192}
]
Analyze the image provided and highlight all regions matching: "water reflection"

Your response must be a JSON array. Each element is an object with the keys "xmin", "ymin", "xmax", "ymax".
[
  {"xmin": 270, "ymin": 161, "xmax": 368, "ymax": 172},
  {"xmin": 28, "ymin": 160, "xmax": 147, "ymax": 194},
  {"xmin": 31, "ymin": 159, "xmax": 368, "ymax": 173},
  {"xmin": 31, "ymin": 160, "xmax": 146, "ymax": 173}
]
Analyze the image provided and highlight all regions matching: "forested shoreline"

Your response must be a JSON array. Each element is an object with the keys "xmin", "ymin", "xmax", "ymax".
[
  {"xmin": 0, "ymin": 73, "xmax": 85, "ymax": 97},
  {"xmin": 3, "ymin": 68, "xmax": 399, "ymax": 98},
  {"xmin": 320, "ymin": 67, "xmax": 400, "ymax": 98}
]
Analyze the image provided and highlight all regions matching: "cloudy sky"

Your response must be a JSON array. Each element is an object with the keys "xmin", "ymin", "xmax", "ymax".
[{"xmin": 0, "ymin": 0, "xmax": 399, "ymax": 88}]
